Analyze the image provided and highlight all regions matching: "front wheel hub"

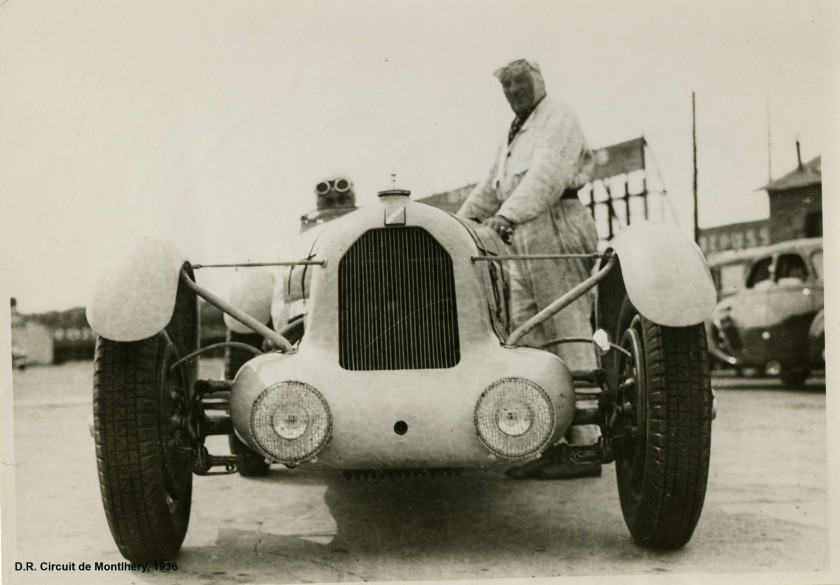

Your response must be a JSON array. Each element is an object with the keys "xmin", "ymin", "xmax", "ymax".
[{"xmin": 160, "ymin": 341, "xmax": 194, "ymax": 499}]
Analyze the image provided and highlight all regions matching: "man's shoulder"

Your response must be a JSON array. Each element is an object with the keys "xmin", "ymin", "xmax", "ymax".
[
  {"xmin": 534, "ymin": 96, "xmax": 583, "ymax": 134},
  {"xmin": 537, "ymin": 96, "xmax": 576, "ymax": 119}
]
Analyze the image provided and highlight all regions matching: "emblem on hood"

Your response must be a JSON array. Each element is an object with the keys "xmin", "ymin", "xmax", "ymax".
[{"xmin": 384, "ymin": 206, "xmax": 406, "ymax": 226}]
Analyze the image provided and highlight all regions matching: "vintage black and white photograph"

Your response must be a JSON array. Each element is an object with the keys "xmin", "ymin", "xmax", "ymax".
[{"xmin": 1, "ymin": 1, "xmax": 837, "ymax": 584}]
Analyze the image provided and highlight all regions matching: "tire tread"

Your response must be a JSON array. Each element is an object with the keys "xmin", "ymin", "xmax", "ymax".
[
  {"xmin": 613, "ymin": 296, "xmax": 712, "ymax": 550},
  {"xmin": 632, "ymin": 319, "xmax": 712, "ymax": 548},
  {"xmin": 93, "ymin": 336, "xmax": 191, "ymax": 562}
]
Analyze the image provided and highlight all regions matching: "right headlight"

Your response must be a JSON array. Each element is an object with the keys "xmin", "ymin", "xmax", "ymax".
[
  {"xmin": 474, "ymin": 378, "xmax": 554, "ymax": 459},
  {"xmin": 250, "ymin": 381, "xmax": 332, "ymax": 464}
]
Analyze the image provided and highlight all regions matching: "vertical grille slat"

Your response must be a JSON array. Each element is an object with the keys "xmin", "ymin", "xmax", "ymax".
[{"xmin": 339, "ymin": 227, "xmax": 460, "ymax": 370}]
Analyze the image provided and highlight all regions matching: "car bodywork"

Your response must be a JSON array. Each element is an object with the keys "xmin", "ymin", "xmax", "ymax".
[
  {"xmin": 88, "ymin": 194, "xmax": 714, "ymax": 471},
  {"xmin": 706, "ymin": 238, "xmax": 824, "ymax": 380},
  {"xmin": 229, "ymin": 199, "xmax": 574, "ymax": 468},
  {"xmin": 87, "ymin": 188, "xmax": 717, "ymax": 559}
]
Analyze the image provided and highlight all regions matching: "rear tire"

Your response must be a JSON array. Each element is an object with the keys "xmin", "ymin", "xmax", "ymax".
[
  {"xmin": 93, "ymin": 332, "xmax": 193, "ymax": 562},
  {"xmin": 611, "ymin": 297, "xmax": 712, "ymax": 549},
  {"xmin": 229, "ymin": 434, "xmax": 271, "ymax": 477},
  {"xmin": 224, "ymin": 330, "xmax": 265, "ymax": 380},
  {"xmin": 780, "ymin": 367, "xmax": 809, "ymax": 387}
]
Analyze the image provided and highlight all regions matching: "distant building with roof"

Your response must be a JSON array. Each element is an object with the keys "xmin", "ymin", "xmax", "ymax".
[
  {"xmin": 699, "ymin": 149, "xmax": 822, "ymax": 257},
  {"xmin": 11, "ymin": 298, "xmax": 54, "ymax": 367},
  {"xmin": 763, "ymin": 154, "xmax": 821, "ymax": 241}
]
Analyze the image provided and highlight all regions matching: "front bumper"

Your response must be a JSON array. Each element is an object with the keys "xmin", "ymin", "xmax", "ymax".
[{"xmin": 230, "ymin": 342, "xmax": 575, "ymax": 469}]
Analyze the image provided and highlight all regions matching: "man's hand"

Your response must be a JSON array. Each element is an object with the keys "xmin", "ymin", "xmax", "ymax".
[{"xmin": 483, "ymin": 215, "xmax": 515, "ymax": 244}]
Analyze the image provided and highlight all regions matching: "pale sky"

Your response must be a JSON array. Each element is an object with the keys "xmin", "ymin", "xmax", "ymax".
[{"xmin": 2, "ymin": 0, "xmax": 838, "ymax": 312}]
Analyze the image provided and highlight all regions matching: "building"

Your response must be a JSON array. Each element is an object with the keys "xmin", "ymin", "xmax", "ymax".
[
  {"xmin": 697, "ymin": 220, "xmax": 772, "ymax": 257},
  {"xmin": 33, "ymin": 306, "xmax": 97, "ymax": 363},
  {"xmin": 11, "ymin": 298, "xmax": 54, "ymax": 367},
  {"xmin": 699, "ymin": 152, "xmax": 822, "ymax": 256},
  {"xmin": 763, "ymin": 154, "xmax": 822, "ymax": 241}
]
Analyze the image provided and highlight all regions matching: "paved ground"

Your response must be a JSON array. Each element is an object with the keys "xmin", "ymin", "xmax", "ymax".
[{"xmin": 4, "ymin": 359, "xmax": 833, "ymax": 584}]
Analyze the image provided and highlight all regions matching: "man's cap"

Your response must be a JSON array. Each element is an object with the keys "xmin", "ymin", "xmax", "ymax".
[{"xmin": 493, "ymin": 58, "xmax": 541, "ymax": 80}]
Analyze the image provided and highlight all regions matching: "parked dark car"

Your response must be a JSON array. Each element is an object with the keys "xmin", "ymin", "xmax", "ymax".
[
  {"xmin": 706, "ymin": 247, "xmax": 758, "ymax": 301},
  {"xmin": 707, "ymin": 238, "xmax": 824, "ymax": 386},
  {"xmin": 705, "ymin": 248, "xmax": 760, "ymax": 374}
]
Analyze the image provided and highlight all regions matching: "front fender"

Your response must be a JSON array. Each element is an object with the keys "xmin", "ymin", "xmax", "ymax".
[
  {"xmin": 809, "ymin": 308, "xmax": 825, "ymax": 340},
  {"xmin": 608, "ymin": 222, "xmax": 716, "ymax": 327},
  {"xmin": 86, "ymin": 239, "xmax": 187, "ymax": 341},
  {"xmin": 808, "ymin": 308, "xmax": 825, "ymax": 363}
]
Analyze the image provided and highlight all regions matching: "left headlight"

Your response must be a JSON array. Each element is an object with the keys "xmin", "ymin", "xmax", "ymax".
[
  {"xmin": 250, "ymin": 381, "xmax": 332, "ymax": 464},
  {"xmin": 474, "ymin": 378, "xmax": 554, "ymax": 459}
]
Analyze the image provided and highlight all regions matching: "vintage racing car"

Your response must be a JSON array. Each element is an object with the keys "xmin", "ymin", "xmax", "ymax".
[
  {"xmin": 86, "ymin": 188, "xmax": 717, "ymax": 563},
  {"xmin": 706, "ymin": 238, "xmax": 824, "ymax": 385}
]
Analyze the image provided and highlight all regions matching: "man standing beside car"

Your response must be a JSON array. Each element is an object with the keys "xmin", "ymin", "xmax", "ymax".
[{"xmin": 458, "ymin": 58, "xmax": 601, "ymax": 480}]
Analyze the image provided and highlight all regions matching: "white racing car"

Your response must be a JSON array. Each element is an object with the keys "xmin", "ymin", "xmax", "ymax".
[{"xmin": 87, "ymin": 188, "xmax": 717, "ymax": 562}]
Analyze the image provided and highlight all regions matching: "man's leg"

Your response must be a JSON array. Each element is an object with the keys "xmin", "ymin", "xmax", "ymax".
[
  {"xmin": 505, "ymin": 292, "xmax": 602, "ymax": 479},
  {"xmin": 504, "ymin": 259, "xmax": 601, "ymax": 479}
]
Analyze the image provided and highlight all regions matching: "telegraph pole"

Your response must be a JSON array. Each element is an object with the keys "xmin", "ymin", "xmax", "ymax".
[
  {"xmin": 766, "ymin": 98, "xmax": 772, "ymax": 181},
  {"xmin": 692, "ymin": 91, "xmax": 699, "ymax": 243}
]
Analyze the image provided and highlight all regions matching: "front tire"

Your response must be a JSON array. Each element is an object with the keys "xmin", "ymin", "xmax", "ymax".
[
  {"xmin": 611, "ymin": 298, "xmax": 712, "ymax": 549},
  {"xmin": 93, "ymin": 332, "xmax": 193, "ymax": 562}
]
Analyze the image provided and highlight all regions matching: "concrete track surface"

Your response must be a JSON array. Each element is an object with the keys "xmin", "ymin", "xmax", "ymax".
[{"xmin": 5, "ymin": 360, "xmax": 832, "ymax": 584}]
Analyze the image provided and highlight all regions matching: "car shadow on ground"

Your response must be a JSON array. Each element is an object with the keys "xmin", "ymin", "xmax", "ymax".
[{"xmin": 161, "ymin": 469, "xmax": 640, "ymax": 583}]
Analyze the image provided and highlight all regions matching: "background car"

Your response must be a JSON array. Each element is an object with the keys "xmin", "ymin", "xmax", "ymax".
[
  {"xmin": 706, "ymin": 247, "xmax": 758, "ymax": 301},
  {"xmin": 707, "ymin": 238, "xmax": 824, "ymax": 386}
]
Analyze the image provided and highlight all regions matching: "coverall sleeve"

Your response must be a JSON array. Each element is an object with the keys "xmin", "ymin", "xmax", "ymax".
[
  {"xmin": 497, "ymin": 107, "xmax": 587, "ymax": 225},
  {"xmin": 457, "ymin": 143, "xmax": 503, "ymax": 221}
]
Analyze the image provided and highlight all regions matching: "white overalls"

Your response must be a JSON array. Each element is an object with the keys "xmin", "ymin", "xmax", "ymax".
[{"xmin": 458, "ymin": 95, "xmax": 599, "ymax": 370}]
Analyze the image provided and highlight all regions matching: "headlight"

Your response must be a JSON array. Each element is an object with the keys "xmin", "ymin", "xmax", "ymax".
[
  {"xmin": 475, "ymin": 378, "xmax": 554, "ymax": 459},
  {"xmin": 250, "ymin": 381, "xmax": 332, "ymax": 464}
]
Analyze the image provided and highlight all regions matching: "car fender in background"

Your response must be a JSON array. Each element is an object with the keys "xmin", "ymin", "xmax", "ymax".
[
  {"xmin": 809, "ymin": 307, "xmax": 825, "ymax": 362},
  {"xmin": 86, "ymin": 239, "xmax": 187, "ymax": 341},
  {"xmin": 607, "ymin": 222, "xmax": 717, "ymax": 327},
  {"xmin": 225, "ymin": 270, "xmax": 275, "ymax": 334}
]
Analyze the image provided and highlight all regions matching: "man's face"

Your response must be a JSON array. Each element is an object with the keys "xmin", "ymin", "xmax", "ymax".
[{"xmin": 500, "ymin": 69, "xmax": 536, "ymax": 116}]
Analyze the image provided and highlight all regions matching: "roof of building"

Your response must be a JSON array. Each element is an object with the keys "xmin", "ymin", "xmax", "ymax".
[
  {"xmin": 698, "ymin": 218, "xmax": 770, "ymax": 234},
  {"xmin": 761, "ymin": 156, "xmax": 821, "ymax": 192}
]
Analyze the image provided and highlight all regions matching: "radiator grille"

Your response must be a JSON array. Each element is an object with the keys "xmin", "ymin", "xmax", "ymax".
[{"xmin": 339, "ymin": 227, "xmax": 460, "ymax": 370}]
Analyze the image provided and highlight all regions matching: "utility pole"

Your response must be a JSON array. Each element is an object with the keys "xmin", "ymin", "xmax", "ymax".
[
  {"xmin": 766, "ymin": 98, "xmax": 772, "ymax": 181},
  {"xmin": 692, "ymin": 91, "xmax": 699, "ymax": 243},
  {"xmin": 796, "ymin": 137, "xmax": 803, "ymax": 170}
]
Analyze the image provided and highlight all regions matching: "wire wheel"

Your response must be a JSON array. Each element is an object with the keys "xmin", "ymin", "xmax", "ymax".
[{"xmin": 614, "ymin": 316, "xmax": 647, "ymax": 504}]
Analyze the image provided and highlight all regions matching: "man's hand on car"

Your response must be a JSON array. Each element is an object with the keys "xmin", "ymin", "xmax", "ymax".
[{"xmin": 484, "ymin": 215, "xmax": 514, "ymax": 244}]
